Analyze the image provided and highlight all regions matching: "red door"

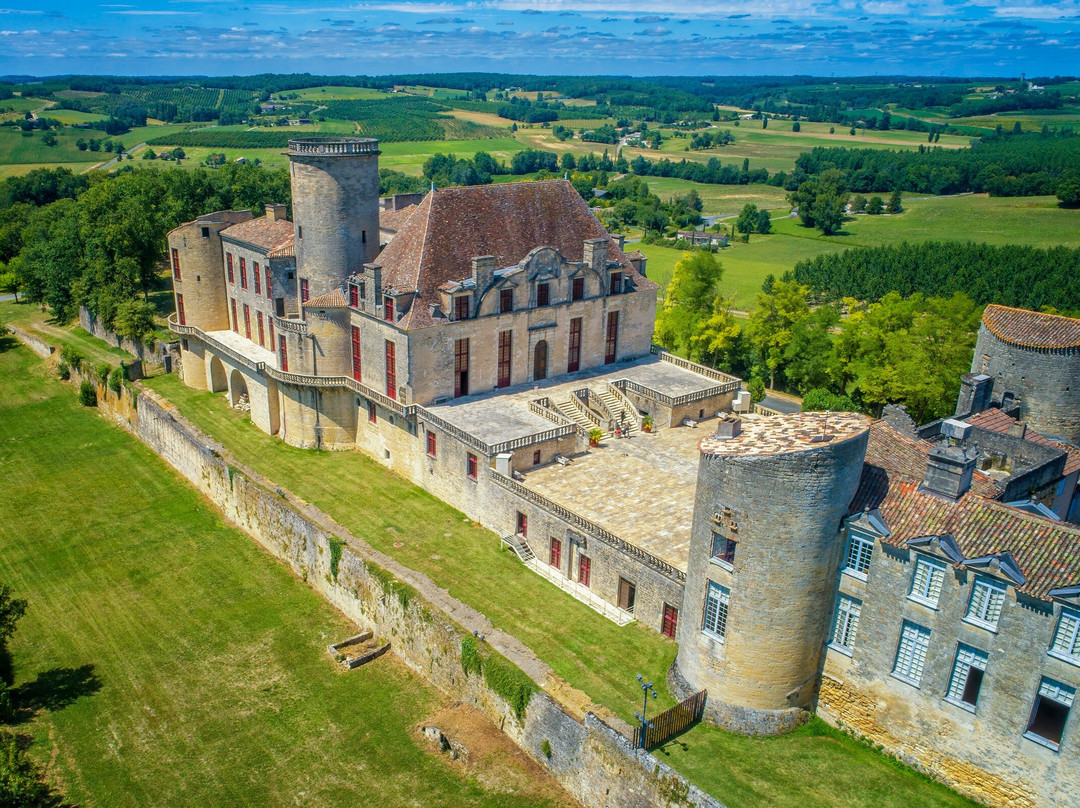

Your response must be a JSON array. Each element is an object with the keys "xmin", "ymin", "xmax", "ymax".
[
  {"xmin": 176, "ymin": 294, "xmax": 185, "ymax": 326},
  {"xmin": 578, "ymin": 554, "xmax": 591, "ymax": 587},
  {"xmin": 661, "ymin": 604, "xmax": 678, "ymax": 638},
  {"xmin": 351, "ymin": 326, "xmax": 362, "ymax": 381},
  {"xmin": 385, "ymin": 340, "xmax": 397, "ymax": 400},
  {"xmin": 549, "ymin": 538, "xmax": 562, "ymax": 569},
  {"xmin": 278, "ymin": 335, "xmax": 288, "ymax": 371}
]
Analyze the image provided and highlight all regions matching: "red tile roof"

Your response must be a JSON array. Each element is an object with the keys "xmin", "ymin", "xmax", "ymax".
[
  {"xmin": 305, "ymin": 288, "xmax": 347, "ymax": 308},
  {"xmin": 379, "ymin": 204, "xmax": 419, "ymax": 240},
  {"xmin": 966, "ymin": 408, "xmax": 1080, "ymax": 476},
  {"xmin": 982, "ymin": 304, "xmax": 1080, "ymax": 350},
  {"xmin": 222, "ymin": 216, "xmax": 295, "ymax": 256},
  {"xmin": 375, "ymin": 180, "xmax": 655, "ymax": 329},
  {"xmin": 853, "ymin": 420, "xmax": 1080, "ymax": 601}
]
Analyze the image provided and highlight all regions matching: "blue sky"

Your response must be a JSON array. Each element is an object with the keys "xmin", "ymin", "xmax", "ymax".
[{"xmin": 1, "ymin": 1, "xmax": 1078, "ymax": 78}]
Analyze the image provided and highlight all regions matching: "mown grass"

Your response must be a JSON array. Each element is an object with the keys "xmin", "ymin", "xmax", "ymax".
[
  {"xmin": 0, "ymin": 127, "xmax": 104, "ymax": 164},
  {"xmin": 643, "ymin": 179, "xmax": 790, "ymax": 216},
  {"xmin": 0, "ymin": 338, "xmax": 571, "ymax": 808},
  {"xmin": 0, "ymin": 301, "xmax": 131, "ymax": 365}
]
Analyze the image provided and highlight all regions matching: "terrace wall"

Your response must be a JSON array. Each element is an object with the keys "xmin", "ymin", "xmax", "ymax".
[{"xmin": 80, "ymin": 306, "xmax": 163, "ymax": 365}]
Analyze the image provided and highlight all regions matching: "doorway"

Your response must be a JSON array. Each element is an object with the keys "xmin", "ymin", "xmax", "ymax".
[
  {"xmin": 618, "ymin": 577, "xmax": 636, "ymax": 612},
  {"xmin": 533, "ymin": 340, "xmax": 548, "ymax": 380}
]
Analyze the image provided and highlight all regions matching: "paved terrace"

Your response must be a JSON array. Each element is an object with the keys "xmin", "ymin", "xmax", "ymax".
[{"xmin": 424, "ymin": 355, "xmax": 731, "ymax": 448}]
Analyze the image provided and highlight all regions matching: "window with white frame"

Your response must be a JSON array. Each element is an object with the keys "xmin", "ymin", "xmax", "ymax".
[
  {"xmin": 893, "ymin": 620, "xmax": 931, "ymax": 686},
  {"xmin": 1051, "ymin": 609, "xmax": 1080, "ymax": 665},
  {"xmin": 946, "ymin": 644, "xmax": 988, "ymax": 711},
  {"xmin": 909, "ymin": 555, "xmax": 946, "ymax": 608},
  {"xmin": 844, "ymin": 532, "xmax": 874, "ymax": 579},
  {"xmin": 1026, "ymin": 678, "xmax": 1075, "ymax": 750},
  {"xmin": 702, "ymin": 582, "xmax": 729, "ymax": 640},
  {"xmin": 831, "ymin": 595, "xmax": 861, "ymax": 654},
  {"xmin": 966, "ymin": 577, "xmax": 1006, "ymax": 631}
]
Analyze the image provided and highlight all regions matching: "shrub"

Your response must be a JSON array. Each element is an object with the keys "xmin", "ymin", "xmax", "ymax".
[
  {"xmin": 802, "ymin": 388, "xmax": 861, "ymax": 413},
  {"xmin": 56, "ymin": 361, "xmax": 69, "ymax": 380},
  {"xmin": 328, "ymin": 537, "xmax": 344, "ymax": 582},
  {"xmin": 59, "ymin": 345, "xmax": 83, "ymax": 370},
  {"xmin": 460, "ymin": 635, "xmax": 483, "ymax": 678},
  {"xmin": 540, "ymin": 739, "xmax": 552, "ymax": 758},
  {"xmin": 78, "ymin": 380, "xmax": 97, "ymax": 407},
  {"xmin": 747, "ymin": 377, "xmax": 766, "ymax": 403},
  {"xmin": 107, "ymin": 366, "xmax": 123, "ymax": 394},
  {"xmin": 483, "ymin": 653, "xmax": 538, "ymax": 722},
  {"xmin": 0, "ymin": 729, "xmax": 48, "ymax": 807},
  {"xmin": 96, "ymin": 363, "xmax": 111, "ymax": 384},
  {"xmin": 588, "ymin": 428, "xmax": 604, "ymax": 444}
]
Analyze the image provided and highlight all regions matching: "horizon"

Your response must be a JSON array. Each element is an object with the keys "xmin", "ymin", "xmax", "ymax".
[{"xmin": 1, "ymin": 1, "xmax": 1077, "ymax": 78}]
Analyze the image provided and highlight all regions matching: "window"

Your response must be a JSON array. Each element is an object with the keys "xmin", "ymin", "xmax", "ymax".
[
  {"xmin": 500, "ymin": 288, "xmax": 514, "ymax": 314},
  {"xmin": 265, "ymin": 266, "xmax": 272, "ymax": 299},
  {"xmin": 568, "ymin": 317, "xmax": 582, "ymax": 373},
  {"xmin": 909, "ymin": 555, "xmax": 946, "ymax": 608},
  {"xmin": 454, "ymin": 338, "xmax": 469, "ymax": 398},
  {"xmin": 367, "ymin": 400, "xmax": 377, "ymax": 424},
  {"xmin": 278, "ymin": 335, "xmax": 288, "ymax": 372},
  {"xmin": 578, "ymin": 554, "xmax": 591, "ymax": 587},
  {"xmin": 516, "ymin": 512, "xmax": 528, "ymax": 537},
  {"xmin": 300, "ymin": 278, "xmax": 309, "ymax": 303},
  {"xmin": 240, "ymin": 257, "xmax": 247, "ymax": 289},
  {"xmin": 604, "ymin": 311, "xmax": 619, "ymax": 364},
  {"xmin": 1026, "ymin": 678, "xmax": 1075, "ymax": 750},
  {"xmin": 946, "ymin": 644, "xmax": 988, "ymax": 711},
  {"xmin": 454, "ymin": 295, "xmax": 470, "ymax": 321},
  {"xmin": 243, "ymin": 304, "xmax": 251, "ymax": 339},
  {"xmin": 536, "ymin": 282, "xmax": 550, "ymax": 307},
  {"xmin": 201, "ymin": 226, "xmax": 210, "ymax": 238},
  {"xmin": 1051, "ymin": 609, "xmax": 1080, "ymax": 664},
  {"xmin": 661, "ymin": 604, "xmax": 678, "ymax": 638},
  {"xmin": 532, "ymin": 449, "xmax": 541, "ymax": 466},
  {"xmin": 497, "ymin": 331, "xmax": 512, "ymax": 388},
  {"xmin": 571, "ymin": 276, "xmax": 584, "ymax": 301},
  {"xmin": 549, "ymin": 537, "xmax": 562, "ymax": 569},
  {"xmin": 385, "ymin": 340, "xmax": 397, "ymax": 400},
  {"xmin": 893, "ymin": 621, "xmax": 931, "ymax": 686},
  {"xmin": 702, "ymin": 582, "xmax": 729, "ymax": 640},
  {"xmin": 426, "ymin": 430, "xmax": 437, "ymax": 458},
  {"xmin": 966, "ymin": 577, "xmax": 1006, "ymax": 631},
  {"xmin": 351, "ymin": 326, "xmax": 362, "ymax": 382},
  {"xmin": 844, "ymin": 532, "xmax": 874, "ymax": 579},
  {"xmin": 711, "ymin": 532, "xmax": 737, "ymax": 566},
  {"xmin": 298, "ymin": 225, "xmax": 303, "ymax": 239},
  {"xmin": 256, "ymin": 312, "xmax": 264, "ymax": 347},
  {"xmin": 384, "ymin": 297, "xmax": 394, "ymax": 322},
  {"xmin": 268, "ymin": 319, "xmax": 275, "ymax": 353},
  {"xmin": 362, "ymin": 229, "xmax": 366, "ymax": 244},
  {"xmin": 609, "ymin": 270, "xmax": 623, "ymax": 295},
  {"xmin": 349, "ymin": 285, "xmax": 359, "ymax": 308},
  {"xmin": 253, "ymin": 261, "xmax": 261, "ymax": 294},
  {"xmin": 171, "ymin": 248, "xmax": 181, "ymax": 281},
  {"xmin": 227, "ymin": 253, "xmax": 234, "ymax": 284},
  {"xmin": 832, "ymin": 595, "xmax": 861, "ymax": 654},
  {"xmin": 230, "ymin": 298, "xmax": 238, "ymax": 332},
  {"xmin": 466, "ymin": 453, "xmax": 478, "ymax": 480},
  {"xmin": 176, "ymin": 294, "xmax": 185, "ymax": 326}
]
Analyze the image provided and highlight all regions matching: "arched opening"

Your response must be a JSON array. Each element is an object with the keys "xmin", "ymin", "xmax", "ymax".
[
  {"xmin": 533, "ymin": 340, "xmax": 548, "ymax": 381},
  {"xmin": 208, "ymin": 355, "xmax": 227, "ymax": 393},
  {"xmin": 229, "ymin": 369, "xmax": 250, "ymax": 410}
]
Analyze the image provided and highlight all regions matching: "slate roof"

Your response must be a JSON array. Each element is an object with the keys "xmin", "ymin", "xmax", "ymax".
[
  {"xmin": 305, "ymin": 288, "xmax": 347, "ymax": 308},
  {"xmin": 374, "ymin": 180, "xmax": 655, "ymax": 329},
  {"xmin": 981, "ymin": 304, "xmax": 1080, "ymax": 350},
  {"xmin": 221, "ymin": 215, "xmax": 295, "ymax": 256},
  {"xmin": 966, "ymin": 408, "xmax": 1080, "ymax": 476},
  {"xmin": 852, "ymin": 420, "xmax": 1080, "ymax": 601}
]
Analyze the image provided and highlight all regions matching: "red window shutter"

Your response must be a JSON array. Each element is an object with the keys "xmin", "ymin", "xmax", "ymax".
[
  {"xmin": 384, "ymin": 297, "xmax": 394, "ymax": 322},
  {"xmin": 278, "ymin": 335, "xmax": 288, "ymax": 371},
  {"xmin": 385, "ymin": 340, "xmax": 396, "ymax": 400},
  {"xmin": 254, "ymin": 262, "xmax": 261, "ymax": 294},
  {"xmin": 609, "ymin": 271, "xmax": 623, "ymax": 295},
  {"xmin": 349, "ymin": 285, "xmax": 359, "ymax": 308},
  {"xmin": 351, "ymin": 326, "xmax": 362, "ymax": 382},
  {"xmin": 367, "ymin": 400, "xmax": 376, "ymax": 423},
  {"xmin": 171, "ymin": 248, "xmax": 181, "ymax": 281},
  {"xmin": 227, "ymin": 253, "xmax": 234, "ymax": 283},
  {"xmin": 257, "ymin": 312, "xmax": 264, "ymax": 346},
  {"xmin": 466, "ymin": 453, "xmax": 477, "ymax": 479},
  {"xmin": 427, "ymin": 431, "xmax": 437, "ymax": 457},
  {"xmin": 549, "ymin": 538, "xmax": 561, "ymax": 569},
  {"xmin": 579, "ymin": 555, "xmax": 591, "ymax": 588},
  {"xmin": 497, "ymin": 331, "xmax": 512, "ymax": 388},
  {"xmin": 568, "ymin": 317, "xmax": 582, "ymax": 373},
  {"xmin": 661, "ymin": 605, "xmax": 679, "ymax": 638},
  {"xmin": 455, "ymin": 296, "xmax": 469, "ymax": 320},
  {"xmin": 243, "ymin": 304, "xmax": 251, "ymax": 339},
  {"xmin": 268, "ymin": 319, "xmax": 275, "ymax": 351},
  {"xmin": 265, "ymin": 267, "xmax": 272, "ymax": 298},
  {"xmin": 300, "ymin": 278, "xmax": 309, "ymax": 303},
  {"xmin": 176, "ymin": 294, "xmax": 185, "ymax": 326},
  {"xmin": 240, "ymin": 258, "xmax": 247, "ymax": 289},
  {"xmin": 230, "ymin": 299, "xmax": 238, "ymax": 332}
]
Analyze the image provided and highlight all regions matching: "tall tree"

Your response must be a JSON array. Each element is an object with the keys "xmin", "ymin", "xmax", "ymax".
[
  {"xmin": 787, "ymin": 168, "xmax": 848, "ymax": 235},
  {"xmin": 655, "ymin": 250, "xmax": 724, "ymax": 360},
  {"xmin": 747, "ymin": 279, "xmax": 812, "ymax": 388}
]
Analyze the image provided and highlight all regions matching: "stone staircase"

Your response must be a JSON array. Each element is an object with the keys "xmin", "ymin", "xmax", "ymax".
[
  {"xmin": 501, "ymin": 534, "xmax": 535, "ymax": 562},
  {"xmin": 597, "ymin": 388, "xmax": 638, "ymax": 436},
  {"xmin": 556, "ymin": 399, "xmax": 595, "ymax": 432}
]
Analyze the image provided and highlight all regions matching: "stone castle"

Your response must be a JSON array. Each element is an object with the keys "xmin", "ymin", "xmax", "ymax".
[{"xmin": 168, "ymin": 137, "xmax": 1079, "ymax": 808}]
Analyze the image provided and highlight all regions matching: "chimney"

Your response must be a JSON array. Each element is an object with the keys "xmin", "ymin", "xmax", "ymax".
[
  {"xmin": 955, "ymin": 373, "xmax": 992, "ymax": 418},
  {"xmin": 613, "ymin": 233, "xmax": 625, "ymax": 250},
  {"xmin": 1007, "ymin": 421, "xmax": 1028, "ymax": 440},
  {"xmin": 266, "ymin": 203, "xmax": 287, "ymax": 222},
  {"xmin": 471, "ymin": 256, "xmax": 496, "ymax": 294},
  {"xmin": 495, "ymin": 452, "xmax": 512, "ymax": 477},
  {"xmin": 583, "ymin": 238, "xmax": 607, "ymax": 273},
  {"xmin": 922, "ymin": 444, "xmax": 977, "ymax": 500}
]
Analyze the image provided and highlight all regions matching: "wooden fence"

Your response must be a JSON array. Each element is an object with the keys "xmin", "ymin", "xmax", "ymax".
[{"xmin": 633, "ymin": 689, "xmax": 707, "ymax": 749}]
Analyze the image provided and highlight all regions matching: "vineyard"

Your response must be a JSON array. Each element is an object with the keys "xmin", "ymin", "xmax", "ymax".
[{"xmin": 146, "ymin": 130, "xmax": 293, "ymax": 149}]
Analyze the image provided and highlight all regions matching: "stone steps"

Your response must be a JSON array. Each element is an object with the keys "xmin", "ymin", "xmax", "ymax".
[
  {"xmin": 556, "ymin": 399, "xmax": 595, "ymax": 432},
  {"xmin": 598, "ymin": 389, "xmax": 638, "ymax": 435}
]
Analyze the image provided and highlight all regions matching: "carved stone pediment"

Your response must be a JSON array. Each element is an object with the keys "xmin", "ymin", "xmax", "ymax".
[{"xmin": 520, "ymin": 246, "xmax": 566, "ymax": 281}]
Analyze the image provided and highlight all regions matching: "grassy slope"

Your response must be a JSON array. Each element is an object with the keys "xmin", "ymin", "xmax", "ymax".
[{"xmin": 0, "ymin": 338, "xmax": 569, "ymax": 808}]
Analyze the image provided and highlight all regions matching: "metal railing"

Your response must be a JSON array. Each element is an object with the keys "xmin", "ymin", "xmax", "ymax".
[{"xmin": 489, "ymin": 469, "xmax": 685, "ymax": 584}]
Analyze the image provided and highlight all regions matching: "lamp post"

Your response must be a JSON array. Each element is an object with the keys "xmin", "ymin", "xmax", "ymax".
[{"xmin": 634, "ymin": 673, "xmax": 657, "ymax": 749}]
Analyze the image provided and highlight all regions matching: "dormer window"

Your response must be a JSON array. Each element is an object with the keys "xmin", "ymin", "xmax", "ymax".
[
  {"xmin": 609, "ymin": 270, "xmax": 624, "ymax": 295},
  {"xmin": 454, "ymin": 295, "xmax": 470, "ymax": 321},
  {"xmin": 571, "ymin": 277, "xmax": 584, "ymax": 301},
  {"xmin": 500, "ymin": 288, "xmax": 514, "ymax": 314},
  {"xmin": 349, "ymin": 285, "xmax": 359, "ymax": 308},
  {"xmin": 384, "ymin": 297, "xmax": 395, "ymax": 322},
  {"xmin": 537, "ymin": 282, "xmax": 550, "ymax": 307}
]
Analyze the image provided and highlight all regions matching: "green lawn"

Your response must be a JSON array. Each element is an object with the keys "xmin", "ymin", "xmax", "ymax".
[
  {"xmin": 0, "ymin": 301, "xmax": 131, "ymax": 365},
  {"xmin": 0, "ymin": 337, "xmax": 572, "ymax": 808},
  {"xmin": 0, "ymin": 127, "xmax": 104, "ymax": 164}
]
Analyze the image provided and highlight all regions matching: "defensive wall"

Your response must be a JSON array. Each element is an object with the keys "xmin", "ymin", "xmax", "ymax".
[
  {"xmin": 22, "ymin": 332, "xmax": 723, "ymax": 808},
  {"xmin": 80, "ymin": 305, "xmax": 164, "ymax": 366}
]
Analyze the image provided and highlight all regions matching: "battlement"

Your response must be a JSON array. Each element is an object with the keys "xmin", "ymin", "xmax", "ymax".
[{"xmin": 288, "ymin": 137, "xmax": 380, "ymax": 156}]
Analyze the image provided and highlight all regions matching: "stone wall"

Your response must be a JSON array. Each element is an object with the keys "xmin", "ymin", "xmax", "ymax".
[
  {"xmin": 26, "ymin": 330, "xmax": 721, "ymax": 808},
  {"xmin": 79, "ymin": 306, "xmax": 165, "ymax": 366},
  {"xmin": 4, "ymin": 325, "xmax": 54, "ymax": 359}
]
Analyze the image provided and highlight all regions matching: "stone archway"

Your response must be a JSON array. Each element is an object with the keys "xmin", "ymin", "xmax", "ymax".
[
  {"xmin": 533, "ymin": 340, "xmax": 548, "ymax": 381},
  {"xmin": 229, "ymin": 369, "xmax": 249, "ymax": 409},
  {"xmin": 208, "ymin": 355, "xmax": 227, "ymax": 393}
]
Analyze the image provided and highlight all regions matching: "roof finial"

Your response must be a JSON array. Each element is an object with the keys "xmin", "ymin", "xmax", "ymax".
[{"xmin": 430, "ymin": 181, "xmax": 436, "ymax": 193}]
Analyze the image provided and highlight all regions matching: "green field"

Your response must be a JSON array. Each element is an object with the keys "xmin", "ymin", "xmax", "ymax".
[
  {"xmin": 643, "ymin": 179, "xmax": 790, "ymax": 216},
  {"xmin": 40, "ymin": 108, "xmax": 108, "ymax": 125},
  {"xmin": 0, "ymin": 127, "xmax": 105, "ymax": 164},
  {"xmin": 0, "ymin": 338, "xmax": 572, "ymax": 808},
  {"xmin": 136, "ymin": 146, "xmax": 292, "ymax": 172},
  {"xmin": 285, "ymin": 85, "xmax": 392, "ymax": 101},
  {"xmin": 378, "ymin": 136, "xmax": 525, "ymax": 173}
]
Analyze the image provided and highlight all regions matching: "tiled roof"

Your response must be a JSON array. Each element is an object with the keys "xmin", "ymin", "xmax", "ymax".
[
  {"xmin": 966, "ymin": 408, "xmax": 1080, "ymax": 476},
  {"xmin": 305, "ymin": 288, "xmax": 347, "ymax": 308},
  {"xmin": 981, "ymin": 304, "xmax": 1080, "ymax": 350},
  {"xmin": 375, "ymin": 180, "xmax": 655, "ymax": 329},
  {"xmin": 624, "ymin": 250, "xmax": 645, "ymax": 260},
  {"xmin": 379, "ymin": 204, "xmax": 419, "ymax": 238},
  {"xmin": 221, "ymin": 216, "xmax": 295, "ymax": 255},
  {"xmin": 852, "ymin": 420, "xmax": 1080, "ymax": 601}
]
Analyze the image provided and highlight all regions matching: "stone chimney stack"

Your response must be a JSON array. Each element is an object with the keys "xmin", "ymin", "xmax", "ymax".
[
  {"xmin": 471, "ymin": 256, "xmax": 496, "ymax": 294},
  {"xmin": 955, "ymin": 373, "xmax": 993, "ymax": 418},
  {"xmin": 1007, "ymin": 421, "xmax": 1028, "ymax": 439},
  {"xmin": 266, "ymin": 203, "xmax": 287, "ymax": 221},
  {"xmin": 922, "ymin": 444, "xmax": 977, "ymax": 500},
  {"xmin": 583, "ymin": 238, "xmax": 607, "ymax": 274}
]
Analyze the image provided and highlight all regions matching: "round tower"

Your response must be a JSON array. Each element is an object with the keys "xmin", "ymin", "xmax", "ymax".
[
  {"xmin": 672, "ymin": 411, "xmax": 870, "ymax": 735},
  {"xmin": 288, "ymin": 137, "xmax": 381, "ymax": 299}
]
